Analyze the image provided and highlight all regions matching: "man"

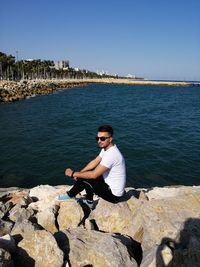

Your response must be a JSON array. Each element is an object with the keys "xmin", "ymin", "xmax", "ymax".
[{"xmin": 56, "ymin": 125, "xmax": 126, "ymax": 209}]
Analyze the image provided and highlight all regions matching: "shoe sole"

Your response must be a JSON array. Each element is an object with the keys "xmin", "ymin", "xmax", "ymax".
[{"xmin": 55, "ymin": 197, "xmax": 80, "ymax": 202}]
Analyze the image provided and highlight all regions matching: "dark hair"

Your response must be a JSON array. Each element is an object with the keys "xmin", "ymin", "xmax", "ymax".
[{"xmin": 98, "ymin": 125, "xmax": 114, "ymax": 136}]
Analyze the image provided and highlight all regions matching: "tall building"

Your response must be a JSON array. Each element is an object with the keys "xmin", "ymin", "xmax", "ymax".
[{"xmin": 54, "ymin": 60, "xmax": 69, "ymax": 70}]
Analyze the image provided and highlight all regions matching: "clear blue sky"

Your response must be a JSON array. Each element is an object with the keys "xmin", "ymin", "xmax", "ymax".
[{"xmin": 1, "ymin": 0, "xmax": 200, "ymax": 81}]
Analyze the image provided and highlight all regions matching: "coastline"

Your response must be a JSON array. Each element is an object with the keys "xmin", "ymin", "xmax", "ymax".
[{"xmin": 0, "ymin": 78, "xmax": 199, "ymax": 102}]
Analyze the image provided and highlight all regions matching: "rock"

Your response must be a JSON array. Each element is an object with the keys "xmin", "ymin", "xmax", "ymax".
[
  {"xmin": 55, "ymin": 227, "xmax": 137, "ymax": 267},
  {"xmin": 15, "ymin": 230, "xmax": 64, "ymax": 267},
  {"xmin": 57, "ymin": 201, "xmax": 84, "ymax": 231},
  {"xmin": 35, "ymin": 203, "xmax": 59, "ymax": 234},
  {"xmin": 7, "ymin": 191, "xmax": 31, "ymax": 205},
  {"xmin": 0, "ymin": 248, "xmax": 13, "ymax": 267},
  {"xmin": 29, "ymin": 184, "xmax": 71, "ymax": 202},
  {"xmin": 0, "ymin": 202, "xmax": 14, "ymax": 220},
  {"xmin": 0, "ymin": 184, "xmax": 199, "ymax": 266},
  {"xmin": 139, "ymin": 187, "xmax": 200, "ymax": 266},
  {"xmin": 89, "ymin": 186, "xmax": 200, "ymax": 266},
  {"xmin": 90, "ymin": 195, "xmax": 143, "ymax": 242},
  {"xmin": 8, "ymin": 206, "xmax": 34, "ymax": 223},
  {"xmin": 145, "ymin": 185, "xmax": 200, "ymax": 201},
  {"xmin": 0, "ymin": 220, "xmax": 13, "ymax": 237},
  {"xmin": 28, "ymin": 185, "xmax": 74, "ymax": 233},
  {"xmin": 11, "ymin": 219, "xmax": 42, "ymax": 243},
  {"xmin": 140, "ymin": 187, "xmax": 200, "ymax": 252},
  {"xmin": 141, "ymin": 224, "xmax": 200, "ymax": 267}
]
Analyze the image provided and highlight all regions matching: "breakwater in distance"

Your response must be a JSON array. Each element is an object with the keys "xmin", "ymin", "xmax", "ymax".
[{"xmin": 0, "ymin": 78, "xmax": 199, "ymax": 102}]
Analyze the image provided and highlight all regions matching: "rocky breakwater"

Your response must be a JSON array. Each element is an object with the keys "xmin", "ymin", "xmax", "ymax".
[
  {"xmin": 0, "ymin": 80, "xmax": 89, "ymax": 102},
  {"xmin": 1, "ymin": 79, "xmax": 200, "ymax": 103},
  {"xmin": 0, "ymin": 184, "xmax": 200, "ymax": 267}
]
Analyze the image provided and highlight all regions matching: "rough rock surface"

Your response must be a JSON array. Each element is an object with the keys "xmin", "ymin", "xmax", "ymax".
[
  {"xmin": 56, "ymin": 227, "xmax": 137, "ymax": 267},
  {"xmin": 0, "ymin": 184, "xmax": 199, "ymax": 266},
  {"xmin": 0, "ymin": 80, "xmax": 90, "ymax": 102}
]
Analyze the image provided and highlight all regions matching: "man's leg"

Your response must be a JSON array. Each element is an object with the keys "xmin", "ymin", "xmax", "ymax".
[
  {"xmin": 67, "ymin": 179, "xmax": 94, "ymax": 200},
  {"xmin": 89, "ymin": 176, "xmax": 121, "ymax": 203}
]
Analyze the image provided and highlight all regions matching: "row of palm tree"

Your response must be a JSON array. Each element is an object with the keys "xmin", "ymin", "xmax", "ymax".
[{"xmin": 0, "ymin": 51, "xmax": 117, "ymax": 80}]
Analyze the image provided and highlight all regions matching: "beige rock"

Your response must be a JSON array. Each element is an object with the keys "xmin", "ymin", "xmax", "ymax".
[
  {"xmin": 11, "ymin": 219, "xmax": 42, "ymax": 240},
  {"xmin": 9, "ymin": 206, "xmax": 34, "ymax": 222},
  {"xmin": 7, "ymin": 190, "xmax": 30, "ymax": 205},
  {"xmin": 16, "ymin": 229, "xmax": 64, "ymax": 267},
  {"xmin": 59, "ymin": 227, "xmax": 137, "ymax": 267},
  {"xmin": 91, "ymin": 196, "xmax": 143, "ymax": 242},
  {"xmin": 36, "ymin": 203, "xmax": 59, "ymax": 234},
  {"xmin": 140, "ymin": 189, "xmax": 200, "ymax": 252},
  {"xmin": 1, "ymin": 184, "xmax": 200, "ymax": 266},
  {"xmin": 57, "ymin": 201, "xmax": 84, "ymax": 231},
  {"xmin": 29, "ymin": 184, "xmax": 71, "ymax": 202},
  {"xmin": 145, "ymin": 185, "xmax": 200, "ymax": 201}
]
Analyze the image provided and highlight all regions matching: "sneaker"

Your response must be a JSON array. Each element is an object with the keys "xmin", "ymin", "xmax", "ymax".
[
  {"xmin": 78, "ymin": 198, "xmax": 94, "ymax": 209},
  {"xmin": 55, "ymin": 193, "xmax": 74, "ymax": 202}
]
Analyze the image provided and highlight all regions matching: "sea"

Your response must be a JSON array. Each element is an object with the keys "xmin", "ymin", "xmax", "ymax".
[{"xmin": 0, "ymin": 83, "xmax": 200, "ymax": 189}]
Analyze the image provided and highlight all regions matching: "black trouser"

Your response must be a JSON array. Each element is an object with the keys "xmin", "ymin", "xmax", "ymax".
[{"xmin": 68, "ymin": 176, "xmax": 121, "ymax": 203}]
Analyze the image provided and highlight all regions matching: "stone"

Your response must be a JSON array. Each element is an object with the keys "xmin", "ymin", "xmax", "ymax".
[
  {"xmin": 0, "ymin": 202, "xmax": 13, "ymax": 220},
  {"xmin": 56, "ymin": 227, "xmax": 137, "ymax": 267},
  {"xmin": 29, "ymin": 184, "xmax": 71, "ymax": 202},
  {"xmin": 8, "ymin": 206, "xmax": 34, "ymax": 223},
  {"xmin": 0, "ymin": 184, "xmax": 199, "ymax": 266},
  {"xmin": 11, "ymin": 219, "xmax": 42, "ymax": 243},
  {"xmin": 16, "ymin": 230, "xmax": 64, "ymax": 267},
  {"xmin": 140, "ymin": 189, "xmax": 200, "ymax": 252},
  {"xmin": 90, "ymin": 196, "xmax": 143, "ymax": 242},
  {"xmin": 35, "ymin": 203, "xmax": 59, "ymax": 234},
  {"xmin": 0, "ymin": 220, "xmax": 13, "ymax": 237},
  {"xmin": 57, "ymin": 201, "xmax": 84, "ymax": 231},
  {"xmin": 7, "ymin": 191, "xmax": 31, "ymax": 206}
]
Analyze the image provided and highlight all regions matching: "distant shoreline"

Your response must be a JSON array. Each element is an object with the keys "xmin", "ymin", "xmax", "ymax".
[{"xmin": 0, "ymin": 78, "xmax": 199, "ymax": 102}]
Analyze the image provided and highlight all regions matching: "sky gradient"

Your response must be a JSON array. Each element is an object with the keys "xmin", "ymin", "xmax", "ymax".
[{"xmin": 1, "ymin": 0, "xmax": 200, "ymax": 81}]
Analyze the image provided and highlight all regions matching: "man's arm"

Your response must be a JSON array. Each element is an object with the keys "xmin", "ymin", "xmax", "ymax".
[
  {"xmin": 80, "ymin": 155, "xmax": 102, "ymax": 172},
  {"xmin": 65, "ymin": 163, "xmax": 108, "ymax": 180}
]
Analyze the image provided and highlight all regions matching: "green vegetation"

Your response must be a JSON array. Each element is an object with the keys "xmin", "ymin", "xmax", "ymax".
[{"xmin": 0, "ymin": 51, "xmax": 117, "ymax": 80}]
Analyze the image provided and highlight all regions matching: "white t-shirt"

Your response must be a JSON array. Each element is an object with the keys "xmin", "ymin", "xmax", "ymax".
[{"xmin": 99, "ymin": 145, "xmax": 126, "ymax": 197}]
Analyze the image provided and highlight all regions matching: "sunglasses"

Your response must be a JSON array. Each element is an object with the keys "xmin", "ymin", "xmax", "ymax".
[{"xmin": 96, "ymin": 136, "xmax": 111, "ymax": 141}]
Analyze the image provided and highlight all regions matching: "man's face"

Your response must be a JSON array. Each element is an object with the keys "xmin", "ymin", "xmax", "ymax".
[{"xmin": 96, "ymin": 131, "xmax": 112, "ymax": 149}]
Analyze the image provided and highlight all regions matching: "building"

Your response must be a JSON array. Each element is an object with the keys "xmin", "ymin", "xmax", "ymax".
[{"xmin": 54, "ymin": 60, "xmax": 69, "ymax": 70}]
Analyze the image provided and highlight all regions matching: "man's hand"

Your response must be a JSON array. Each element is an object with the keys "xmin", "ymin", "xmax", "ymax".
[
  {"xmin": 65, "ymin": 168, "xmax": 73, "ymax": 177},
  {"xmin": 65, "ymin": 168, "xmax": 78, "ymax": 181}
]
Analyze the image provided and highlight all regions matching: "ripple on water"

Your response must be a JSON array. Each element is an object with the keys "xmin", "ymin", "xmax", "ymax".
[{"xmin": 0, "ymin": 84, "xmax": 200, "ymax": 187}]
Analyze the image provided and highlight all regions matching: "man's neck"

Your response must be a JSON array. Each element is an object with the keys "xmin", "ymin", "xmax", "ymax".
[{"xmin": 104, "ymin": 143, "xmax": 114, "ymax": 151}]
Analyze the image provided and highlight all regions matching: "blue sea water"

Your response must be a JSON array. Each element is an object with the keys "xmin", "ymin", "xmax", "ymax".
[{"xmin": 0, "ymin": 83, "xmax": 200, "ymax": 188}]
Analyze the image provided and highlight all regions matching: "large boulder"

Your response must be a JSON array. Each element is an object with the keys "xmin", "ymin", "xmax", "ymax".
[
  {"xmin": 90, "ymin": 191, "xmax": 145, "ymax": 242},
  {"xmin": 89, "ymin": 186, "xmax": 200, "ymax": 266},
  {"xmin": 15, "ymin": 229, "xmax": 64, "ymax": 267},
  {"xmin": 55, "ymin": 227, "xmax": 138, "ymax": 267},
  {"xmin": 29, "ymin": 184, "xmax": 70, "ymax": 202},
  {"xmin": 57, "ymin": 200, "xmax": 84, "ymax": 231}
]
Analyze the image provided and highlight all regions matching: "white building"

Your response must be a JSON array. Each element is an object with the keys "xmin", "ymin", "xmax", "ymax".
[{"xmin": 54, "ymin": 60, "xmax": 69, "ymax": 70}]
